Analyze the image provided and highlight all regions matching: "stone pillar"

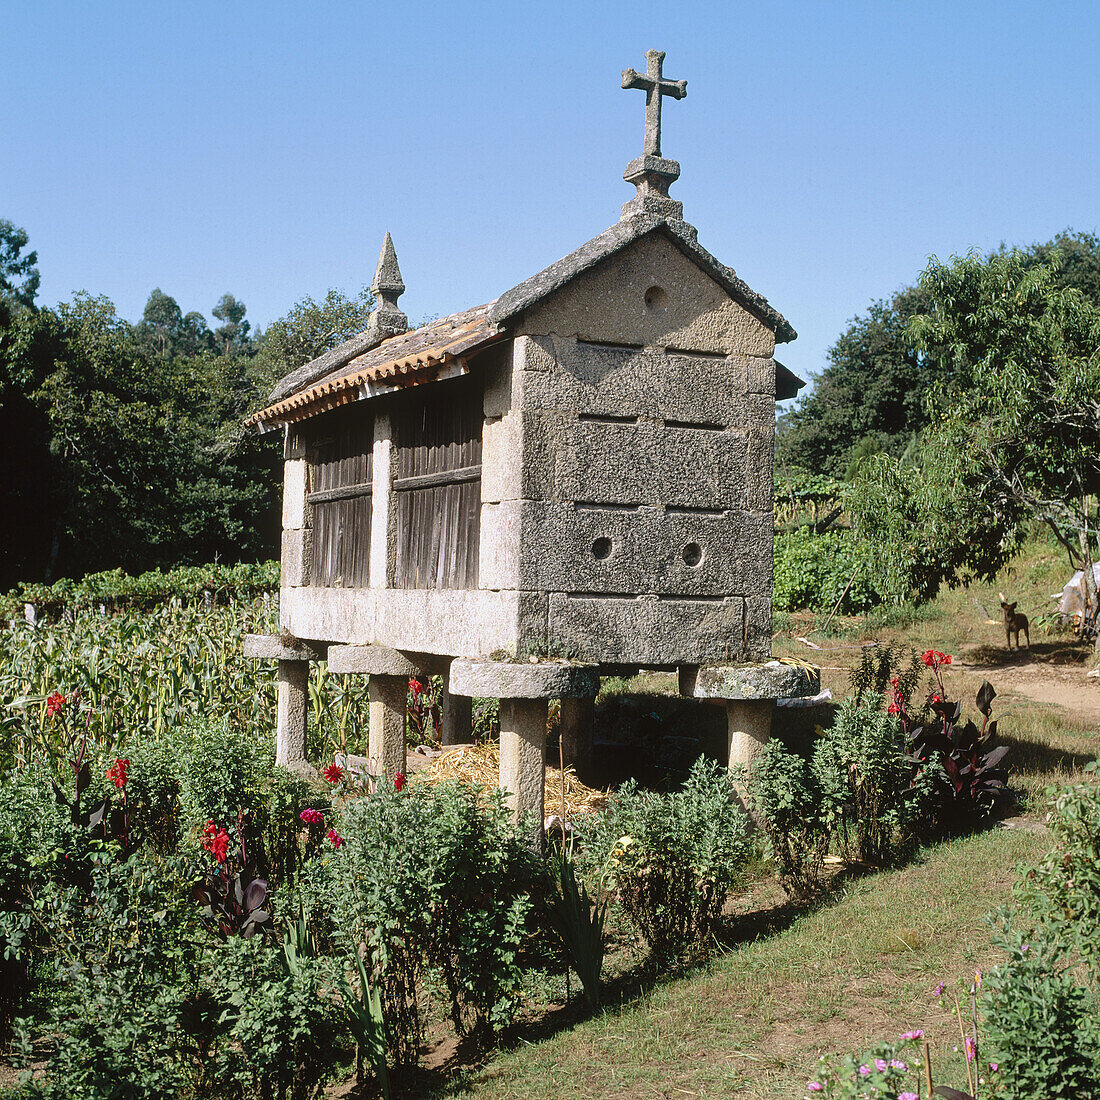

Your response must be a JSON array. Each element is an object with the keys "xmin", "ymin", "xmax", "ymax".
[
  {"xmin": 439, "ymin": 680, "xmax": 472, "ymax": 746},
  {"xmin": 241, "ymin": 634, "xmax": 327, "ymax": 773},
  {"xmin": 499, "ymin": 698, "xmax": 548, "ymax": 836},
  {"xmin": 559, "ymin": 695, "xmax": 594, "ymax": 777},
  {"xmin": 725, "ymin": 700, "xmax": 774, "ymax": 770},
  {"xmin": 276, "ymin": 660, "xmax": 309, "ymax": 768},
  {"xmin": 368, "ymin": 675, "xmax": 408, "ymax": 779},
  {"xmin": 448, "ymin": 658, "xmax": 601, "ymax": 851}
]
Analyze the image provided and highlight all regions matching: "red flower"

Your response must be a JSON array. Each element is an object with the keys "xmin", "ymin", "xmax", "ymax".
[
  {"xmin": 932, "ymin": 693, "xmax": 943, "ymax": 703},
  {"xmin": 202, "ymin": 821, "xmax": 230, "ymax": 863},
  {"xmin": 942, "ymin": 654, "xmax": 952, "ymax": 665},
  {"xmin": 299, "ymin": 808, "xmax": 324, "ymax": 825},
  {"xmin": 394, "ymin": 772, "xmax": 407, "ymax": 792},
  {"xmin": 889, "ymin": 676, "xmax": 900, "ymax": 688},
  {"xmin": 887, "ymin": 702, "xmax": 900, "ymax": 714},
  {"xmin": 323, "ymin": 764, "xmax": 344, "ymax": 784},
  {"xmin": 920, "ymin": 649, "xmax": 952, "ymax": 670},
  {"xmin": 325, "ymin": 828, "xmax": 343, "ymax": 850},
  {"xmin": 106, "ymin": 758, "xmax": 130, "ymax": 789},
  {"xmin": 45, "ymin": 692, "xmax": 66, "ymax": 718},
  {"xmin": 408, "ymin": 678, "xmax": 422, "ymax": 697}
]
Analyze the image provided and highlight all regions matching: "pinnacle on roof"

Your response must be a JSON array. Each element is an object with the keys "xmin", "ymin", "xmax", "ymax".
[
  {"xmin": 620, "ymin": 49, "xmax": 687, "ymax": 223},
  {"xmin": 365, "ymin": 231, "xmax": 408, "ymax": 341}
]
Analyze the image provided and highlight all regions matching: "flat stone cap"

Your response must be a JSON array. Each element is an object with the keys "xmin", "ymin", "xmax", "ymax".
[
  {"xmin": 327, "ymin": 645, "xmax": 443, "ymax": 677},
  {"xmin": 241, "ymin": 634, "xmax": 326, "ymax": 661},
  {"xmin": 693, "ymin": 660, "xmax": 820, "ymax": 701},
  {"xmin": 450, "ymin": 658, "xmax": 600, "ymax": 700}
]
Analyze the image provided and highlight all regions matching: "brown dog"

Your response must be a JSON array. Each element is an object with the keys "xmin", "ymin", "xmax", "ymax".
[{"xmin": 1000, "ymin": 598, "xmax": 1030, "ymax": 650}]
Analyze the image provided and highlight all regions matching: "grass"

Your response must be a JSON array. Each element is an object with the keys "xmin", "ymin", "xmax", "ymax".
[{"xmin": 427, "ymin": 829, "xmax": 1045, "ymax": 1099}]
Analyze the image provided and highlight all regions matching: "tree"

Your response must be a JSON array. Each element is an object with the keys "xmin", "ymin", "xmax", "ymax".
[
  {"xmin": 0, "ymin": 219, "xmax": 40, "ymax": 308},
  {"xmin": 250, "ymin": 287, "xmax": 374, "ymax": 392},
  {"xmin": 212, "ymin": 293, "xmax": 250, "ymax": 355},
  {"xmin": 777, "ymin": 285, "xmax": 934, "ymax": 478},
  {"xmin": 849, "ymin": 249, "xmax": 1100, "ymax": 608}
]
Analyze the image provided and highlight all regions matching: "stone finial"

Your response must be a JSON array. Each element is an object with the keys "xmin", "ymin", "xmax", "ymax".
[
  {"xmin": 620, "ymin": 50, "xmax": 688, "ymax": 223},
  {"xmin": 366, "ymin": 231, "xmax": 408, "ymax": 341}
]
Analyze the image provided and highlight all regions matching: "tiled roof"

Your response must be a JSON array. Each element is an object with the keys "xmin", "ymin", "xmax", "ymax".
[{"xmin": 247, "ymin": 306, "xmax": 502, "ymax": 429}]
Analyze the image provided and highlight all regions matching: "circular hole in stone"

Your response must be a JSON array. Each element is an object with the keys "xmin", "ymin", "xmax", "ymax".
[
  {"xmin": 682, "ymin": 542, "xmax": 704, "ymax": 568},
  {"xmin": 592, "ymin": 537, "xmax": 613, "ymax": 560},
  {"xmin": 644, "ymin": 284, "xmax": 667, "ymax": 310}
]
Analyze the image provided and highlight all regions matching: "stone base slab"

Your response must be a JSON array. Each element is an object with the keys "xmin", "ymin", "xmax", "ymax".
[
  {"xmin": 327, "ymin": 644, "xmax": 447, "ymax": 677},
  {"xmin": 450, "ymin": 658, "xmax": 599, "ymax": 700},
  {"xmin": 690, "ymin": 660, "xmax": 820, "ymax": 701},
  {"xmin": 242, "ymin": 633, "xmax": 326, "ymax": 661}
]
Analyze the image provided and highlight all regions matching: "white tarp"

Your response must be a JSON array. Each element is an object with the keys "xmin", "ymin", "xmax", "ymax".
[{"xmin": 1059, "ymin": 563, "xmax": 1100, "ymax": 619}]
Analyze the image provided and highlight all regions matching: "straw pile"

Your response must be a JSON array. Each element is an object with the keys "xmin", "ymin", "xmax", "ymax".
[{"xmin": 413, "ymin": 741, "xmax": 608, "ymax": 820}]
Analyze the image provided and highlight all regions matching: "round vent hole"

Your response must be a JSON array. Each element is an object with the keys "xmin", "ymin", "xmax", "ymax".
[
  {"xmin": 644, "ymin": 284, "xmax": 667, "ymax": 310},
  {"xmin": 592, "ymin": 537, "xmax": 613, "ymax": 560},
  {"xmin": 682, "ymin": 542, "xmax": 704, "ymax": 568}
]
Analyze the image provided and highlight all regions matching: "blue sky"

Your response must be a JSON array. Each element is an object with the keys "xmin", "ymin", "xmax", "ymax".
[{"xmin": 4, "ymin": 0, "xmax": 1098, "ymax": 392}]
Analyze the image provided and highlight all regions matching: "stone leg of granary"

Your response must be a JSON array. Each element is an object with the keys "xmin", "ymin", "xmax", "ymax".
[
  {"xmin": 499, "ymin": 698, "xmax": 549, "ymax": 841},
  {"xmin": 276, "ymin": 660, "xmax": 310, "ymax": 770},
  {"xmin": 438, "ymin": 678, "xmax": 473, "ymax": 746},
  {"xmin": 448, "ymin": 658, "xmax": 601, "ymax": 852},
  {"xmin": 559, "ymin": 695, "xmax": 595, "ymax": 779},
  {"xmin": 725, "ymin": 700, "xmax": 773, "ymax": 772},
  {"xmin": 368, "ymin": 675, "xmax": 409, "ymax": 780}
]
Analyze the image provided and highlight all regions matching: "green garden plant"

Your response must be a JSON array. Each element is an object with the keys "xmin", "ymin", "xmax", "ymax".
[{"xmin": 544, "ymin": 845, "xmax": 608, "ymax": 1008}]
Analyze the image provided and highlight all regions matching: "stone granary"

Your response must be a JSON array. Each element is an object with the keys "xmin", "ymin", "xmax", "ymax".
[{"xmin": 243, "ymin": 50, "xmax": 819, "ymax": 839}]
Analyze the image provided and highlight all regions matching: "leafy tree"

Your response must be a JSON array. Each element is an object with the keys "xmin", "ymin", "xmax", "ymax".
[
  {"xmin": 212, "ymin": 293, "xmax": 250, "ymax": 355},
  {"xmin": 0, "ymin": 219, "xmax": 40, "ymax": 309},
  {"xmin": 849, "ymin": 248, "xmax": 1100, "ymax": 606},
  {"xmin": 250, "ymin": 287, "xmax": 374, "ymax": 392},
  {"xmin": 777, "ymin": 285, "xmax": 934, "ymax": 478}
]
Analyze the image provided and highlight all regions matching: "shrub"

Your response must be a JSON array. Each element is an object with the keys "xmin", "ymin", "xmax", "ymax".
[
  {"xmin": 746, "ymin": 739, "xmax": 830, "ymax": 900},
  {"xmin": 773, "ymin": 529, "xmax": 879, "ymax": 615},
  {"xmin": 579, "ymin": 757, "xmax": 751, "ymax": 954},
  {"xmin": 302, "ymin": 780, "xmax": 531, "ymax": 1062},
  {"xmin": 806, "ymin": 1035, "xmax": 925, "ymax": 1097},
  {"xmin": 813, "ymin": 700, "xmax": 932, "ymax": 865}
]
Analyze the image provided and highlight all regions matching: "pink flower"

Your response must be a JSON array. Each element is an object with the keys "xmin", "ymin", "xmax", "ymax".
[
  {"xmin": 299, "ymin": 808, "xmax": 324, "ymax": 825},
  {"xmin": 901, "ymin": 1030, "xmax": 924, "ymax": 1040},
  {"xmin": 394, "ymin": 772, "xmax": 407, "ymax": 792},
  {"xmin": 989, "ymin": 1062, "xmax": 999, "ymax": 1072},
  {"xmin": 874, "ymin": 1059, "xmax": 888, "ymax": 1072},
  {"xmin": 326, "ymin": 828, "xmax": 343, "ymax": 850},
  {"xmin": 933, "ymin": 982, "xmax": 946, "ymax": 996},
  {"xmin": 965, "ymin": 1037, "xmax": 977, "ymax": 1062},
  {"xmin": 323, "ymin": 764, "xmax": 344, "ymax": 784},
  {"xmin": 890, "ymin": 1059, "xmax": 907, "ymax": 1070},
  {"xmin": 807, "ymin": 1085, "xmax": 823, "ymax": 1093},
  {"xmin": 858, "ymin": 1065, "xmax": 871, "ymax": 1077},
  {"xmin": 900, "ymin": 1094, "xmax": 919, "ymax": 1100}
]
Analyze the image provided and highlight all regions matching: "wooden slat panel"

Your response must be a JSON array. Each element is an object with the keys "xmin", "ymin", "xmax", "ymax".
[{"xmin": 392, "ymin": 378, "xmax": 482, "ymax": 590}]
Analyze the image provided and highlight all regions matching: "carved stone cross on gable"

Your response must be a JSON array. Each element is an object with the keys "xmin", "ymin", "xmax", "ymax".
[{"xmin": 621, "ymin": 49, "xmax": 687, "ymax": 158}]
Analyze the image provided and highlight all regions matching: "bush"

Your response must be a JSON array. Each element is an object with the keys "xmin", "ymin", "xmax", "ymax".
[
  {"xmin": 746, "ymin": 739, "xmax": 830, "ymax": 900},
  {"xmin": 578, "ymin": 757, "xmax": 751, "ymax": 954},
  {"xmin": 302, "ymin": 780, "xmax": 532, "ymax": 1063},
  {"xmin": 813, "ymin": 700, "xmax": 931, "ymax": 865},
  {"xmin": 773, "ymin": 529, "xmax": 880, "ymax": 615}
]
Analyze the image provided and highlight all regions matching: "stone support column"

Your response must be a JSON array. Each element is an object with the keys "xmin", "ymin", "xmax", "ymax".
[
  {"xmin": 449, "ymin": 658, "xmax": 601, "ymax": 851},
  {"xmin": 559, "ymin": 695, "xmax": 594, "ymax": 778},
  {"xmin": 499, "ymin": 698, "xmax": 548, "ymax": 835},
  {"xmin": 276, "ymin": 660, "xmax": 309, "ymax": 768},
  {"xmin": 368, "ymin": 675, "xmax": 408, "ymax": 779},
  {"xmin": 242, "ymin": 634, "xmax": 326, "ymax": 774},
  {"xmin": 688, "ymin": 660, "xmax": 821, "ymax": 772},
  {"xmin": 439, "ymin": 679, "xmax": 472, "ymax": 746}
]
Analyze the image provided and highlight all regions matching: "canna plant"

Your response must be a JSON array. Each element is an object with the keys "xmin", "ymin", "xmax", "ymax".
[{"xmin": 194, "ymin": 815, "xmax": 272, "ymax": 940}]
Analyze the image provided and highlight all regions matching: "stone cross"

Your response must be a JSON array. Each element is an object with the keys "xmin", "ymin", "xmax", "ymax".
[{"xmin": 621, "ymin": 49, "xmax": 687, "ymax": 158}]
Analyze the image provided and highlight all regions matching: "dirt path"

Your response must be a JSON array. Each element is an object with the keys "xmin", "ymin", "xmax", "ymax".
[{"xmin": 955, "ymin": 643, "xmax": 1100, "ymax": 727}]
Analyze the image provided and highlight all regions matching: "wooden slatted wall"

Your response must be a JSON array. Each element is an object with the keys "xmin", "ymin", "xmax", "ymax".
[
  {"xmin": 305, "ymin": 405, "xmax": 374, "ymax": 587},
  {"xmin": 392, "ymin": 379, "xmax": 482, "ymax": 589}
]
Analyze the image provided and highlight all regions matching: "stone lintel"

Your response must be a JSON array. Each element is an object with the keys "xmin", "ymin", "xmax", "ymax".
[
  {"xmin": 327, "ymin": 644, "xmax": 446, "ymax": 677},
  {"xmin": 691, "ymin": 660, "xmax": 820, "ymax": 701},
  {"xmin": 449, "ymin": 658, "xmax": 599, "ymax": 700},
  {"xmin": 242, "ymin": 633, "xmax": 326, "ymax": 661}
]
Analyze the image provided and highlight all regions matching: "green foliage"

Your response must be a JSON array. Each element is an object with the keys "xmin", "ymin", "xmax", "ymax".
[
  {"xmin": 805, "ymin": 1037, "xmax": 924, "ymax": 1097},
  {"xmin": 0, "ymin": 219, "xmax": 40, "ymax": 308},
  {"xmin": 746, "ymin": 739, "xmax": 831, "ymax": 899},
  {"xmin": 543, "ymin": 846, "xmax": 607, "ymax": 1008},
  {"xmin": 302, "ymin": 780, "xmax": 532, "ymax": 1062},
  {"xmin": 982, "ymin": 921, "xmax": 1100, "ymax": 1100},
  {"xmin": 773, "ymin": 528, "xmax": 880, "ymax": 614},
  {"xmin": 337, "ymin": 947, "xmax": 390, "ymax": 1097},
  {"xmin": 579, "ymin": 757, "xmax": 751, "ymax": 953},
  {"xmin": 813, "ymin": 700, "xmax": 930, "ymax": 865},
  {"xmin": 847, "ymin": 643, "xmax": 925, "ymax": 708},
  {"xmin": 777, "ymin": 284, "xmax": 933, "ymax": 479}
]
